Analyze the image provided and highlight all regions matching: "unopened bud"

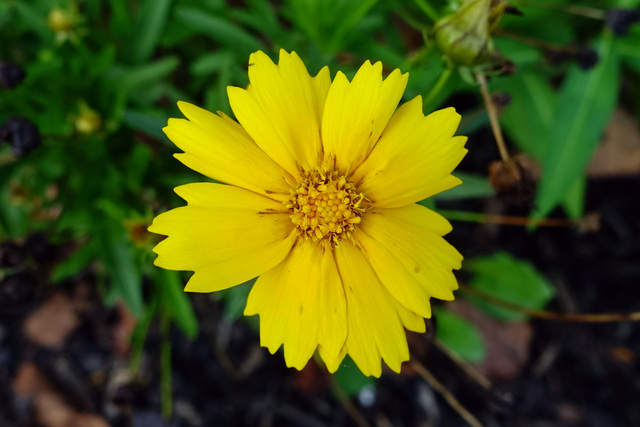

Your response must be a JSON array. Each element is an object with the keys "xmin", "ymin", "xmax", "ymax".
[
  {"xmin": 433, "ymin": 0, "xmax": 507, "ymax": 66},
  {"xmin": 75, "ymin": 103, "xmax": 102, "ymax": 135},
  {"xmin": 48, "ymin": 9, "xmax": 73, "ymax": 33}
]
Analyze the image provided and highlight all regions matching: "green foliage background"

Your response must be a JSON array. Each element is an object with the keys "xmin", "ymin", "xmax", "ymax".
[{"xmin": 1, "ymin": 0, "xmax": 639, "ymax": 394}]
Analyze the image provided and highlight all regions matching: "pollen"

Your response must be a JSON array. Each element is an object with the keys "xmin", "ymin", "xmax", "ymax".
[{"xmin": 286, "ymin": 167, "xmax": 368, "ymax": 244}]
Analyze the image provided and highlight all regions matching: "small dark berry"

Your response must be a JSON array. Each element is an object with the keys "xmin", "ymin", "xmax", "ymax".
[
  {"xmin": 0, "ymin": 116, "xmax": 41, "ymax": 156},
  {"xmin": 606, "ymin": 8, "xmax": 640, "ymax": 36},
  {"xmin": 575, "ymin": 48, "xmax": 599, "ymax": 70},
  {"xmin": 0, "ymin": 61, "xmax": 25, "ymax": 89}
]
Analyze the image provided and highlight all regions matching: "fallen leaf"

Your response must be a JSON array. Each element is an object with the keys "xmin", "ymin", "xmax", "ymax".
[
  {"xmin": 23, "ymin": 292, "xmax": 80, "ymax": 349},
  {"xmin": 13, "ymin": 362, "xmax": 109, "ymax": 427}
]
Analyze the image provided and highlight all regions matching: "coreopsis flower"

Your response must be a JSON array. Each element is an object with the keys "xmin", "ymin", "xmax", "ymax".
[{"xmin": 149, "ymin": 50, "xmax": 467, "ymax": 377}]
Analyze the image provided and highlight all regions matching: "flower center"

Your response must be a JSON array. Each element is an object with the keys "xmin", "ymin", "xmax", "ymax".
[{"xmin": 286, "ymin": 168, "xmax": 367, "ymax": 244}]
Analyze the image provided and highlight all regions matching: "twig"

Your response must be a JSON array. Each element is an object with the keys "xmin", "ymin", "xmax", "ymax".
[
  {"xmin": 410, "ymin": 356, "xmax": 484, "ymax": 427},
  {"xmin": 495, "ymin": 29, "xmax": 577, "ymax": 53},
  {"xmin": 437, "ymin": 210, "xmax": 600, "ymax": 231},
  {"xmin": 160, "ymin": 311, "xmax": 173, "ymax": 419},
  {"xmin": 329, "ymin": 375, "xmax": 372, "ymax": 427},
  {"xmin": 460, "ymin": 284, "xmax": 640, "ymax": 322},
  {"xmin": 476, "ymin": 73, "xmax": 510, "ymax": 163},
  {"xmin": 520, "ymin": 0, "xmax": 606, "ymax": 20},
  {"xmin": 433, "ymin": 339, "xmax": 492, "ymax": 391}
]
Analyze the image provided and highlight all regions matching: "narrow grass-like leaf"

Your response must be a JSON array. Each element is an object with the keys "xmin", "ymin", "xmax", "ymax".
[
  {"xmin": 112, "ymin": 57, "xmax": 180, "ymax": 91},
  {"xmin": 97, "ymin": 227, "xmax": 144, "ymax": 317},
  {"xmin": 51, "ymin": 242, "xmax": 97, "ymax": 284},
  {"xmin": 123, "ymin": 0, "xmax": 173, "ymax": 64},
  {"xmin": 175, "ymin": 6, "xmax": 264, "ymax": 54},
  {"xmin": 122, "ymin": 110, "xmax": 169, "ymax": 141},
  {"xmin": 535, "ymin": 33, "xmax": 619, "ymax": 217},
  {"xmin": 157, "ymin": 270, "xmax": 198, "ymax": 338},
  {"xmin": 497, "ymin": 71, "xmax": 556, "ymax": 160}
]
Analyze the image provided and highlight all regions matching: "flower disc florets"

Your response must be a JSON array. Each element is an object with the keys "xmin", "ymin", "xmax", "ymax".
[{"xmin": 286, "ymin": 167, "xmax": 367, "ymax": 244}]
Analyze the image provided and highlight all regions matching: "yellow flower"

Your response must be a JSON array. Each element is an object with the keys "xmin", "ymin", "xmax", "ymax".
[{"xmin": 149, "ymin": 50, "xmax": 467, "ymax": 377}]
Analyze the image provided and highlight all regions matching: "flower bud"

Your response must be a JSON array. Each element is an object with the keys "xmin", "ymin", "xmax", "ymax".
[
  {"xmin": 48, "ymin": 9, "xmax": 73, "ymax": 33},
  {"xmin": 433, "ymin": 0, "xmax": 507, "ymax": 66},
  {"xmin": 75, "ymin": 103, "xmax": 102, "ymax": 135}
]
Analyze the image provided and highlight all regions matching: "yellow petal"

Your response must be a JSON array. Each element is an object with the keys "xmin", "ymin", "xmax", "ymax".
[
  {"xmin": 359, "ymin": 205, "xmax": 462, "ymax": 301},
  {"xmin": 228, "ymin": 50, "xmax": 331, "ymax": 179},
  {"xmin": 333, "ymin": 240, "xmax": 411, "ymax": 377},
  {"xmin": 352, "ymin": 96, "xmax": 468, "ymax": 208},
  {"xmin": 245, "ymin": 240, "xmax": 347, "ymax": 369},
  {"xmin": 318, "ymin": 344, "xmax": 348, "ymax": 374},
  {"xmin": 163, "ymin": 102, "xmax": 293, "ymax": 201},
  {"xmin": 322, "ymin": 61, "xmax": 408, "ymax": 174},
  {"xmin": 148, "ymin": 183, "xmax": 296, "ymax": 292},
  {"xmin": 355, "ymin": 229, "xmax": 432, "ymax": 319}
]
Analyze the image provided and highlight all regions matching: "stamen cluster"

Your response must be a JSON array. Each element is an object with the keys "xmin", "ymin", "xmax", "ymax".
[{"xmin": 286, "ymin": 168, "xmax": 367, "ymax": 244}]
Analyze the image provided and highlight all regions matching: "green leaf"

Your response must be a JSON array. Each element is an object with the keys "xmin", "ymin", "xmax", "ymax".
[
  {"xmin": 433, "ymin": 172, "xmax": 495, "ymax": 200},
  {"xmin": 14, "ymin": 1, "xmax": 49, "ymax": 40},
  {"xmin": 535, "ymin": 33, "xmax": 619, "ymax": 218},
  {"xmin": 434, "ymin": 307, "xmax": 486, "ymax": 362},
  {"xmin": 333, "ymin": 355, "xmax": 376, "ymax": 396},
  {"xmin": 175, "ymin": 6, "xmax": 264, "ymax": 54},
  {"xmin": 156, "ymin": 270, "xmax": 199, "ymax": 338},
  {"xmin": 122, "ymin": 110, "xmax": 169, "ymax": 141},
  {"xmin": 51, "ymin": 242, "xmax": 97, "ymax": 284},
  {"xmin": 125, "ymin": 143, "xmax": 152, "ymax": 191},
  {"xmin": 561, "ymin": 176, "xmax": 586, "ymax": 220},
  {"xmin": 110, "ymin": 57, "xmax": 180, "ymax": 92},
  {"xmin": 96, "ymin": 227, "xmax": 144, "ymax": 317},
  {"xmin": 465, "ymin": 252, "xmax": 555, "ymax": 321},
  {"xmin": 190, "ymin": 51, "xmax": 233, "ymax": 76},
  {"xmin": 216, "ymin": 280, "xmax": 254, "ymax": 321},
  {"xmin": 123, "ymin": 0, "xmax": 173, "ymax": 64},
  {"xmin": 496, "ymin": 71, "xmax": 556, "ymax": 160}
]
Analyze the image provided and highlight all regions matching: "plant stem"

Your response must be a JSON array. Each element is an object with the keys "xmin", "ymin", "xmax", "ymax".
[
  {"xmin": 437, "ymin": 209, "xmax": 599, "ymax": 230},
  {"xmin": 424, "ymin": 65, "xmax": 453, "ymax": 108},
  {"xmin": 520, "ymin": 0, "xmax": 606, "ymax": 19},
  {"xmin": 433, "ymin": 339, "xmax": 492, "ymax": 391},
  {"xmin": 160, "ymin": 311, "xmax": 173, "ymax": 420},
  {"xmin": 495, "ymin": 29, "xmax": 576, "ymax": 53},
  {"xmin": 329, "ymin": 374, "xmax": 372, "ymax": 427},
  {"xmin": 410, "ymin": 357, "xmax": 484, "ymax": 427},
  {"xmin": 476, "ymin": 72, "xmax": 510, "ymax": 163},
  {"xmin": 460, "ymin": 284, "xmax": 640, "ymax": 322}
]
